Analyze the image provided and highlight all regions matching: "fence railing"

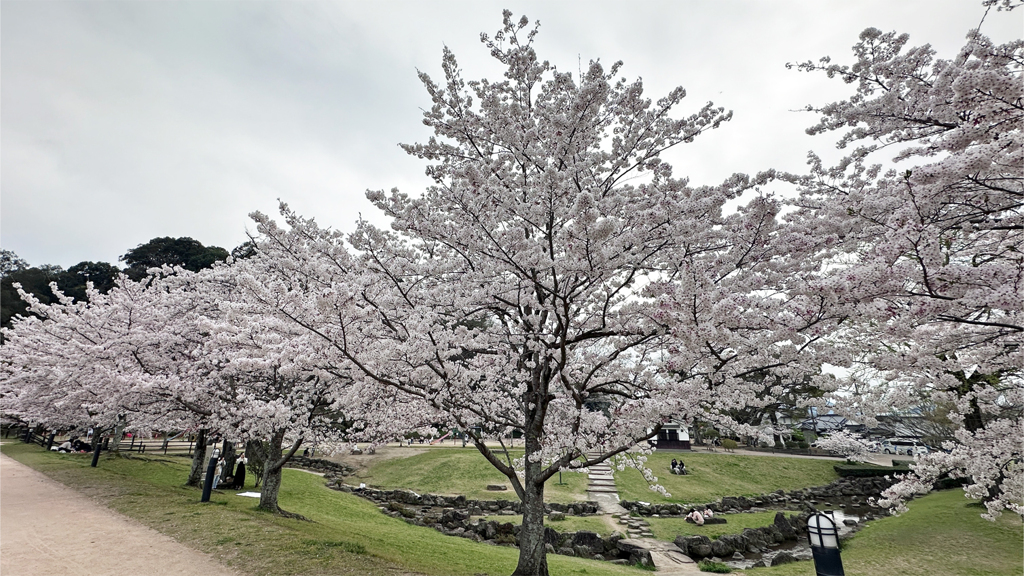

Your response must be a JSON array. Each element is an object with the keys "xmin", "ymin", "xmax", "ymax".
[{"xmin": 2, "ymin": 425, "xmax": 199, "ymax": 456}]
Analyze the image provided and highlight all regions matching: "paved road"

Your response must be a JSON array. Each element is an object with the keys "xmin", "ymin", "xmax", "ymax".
[{"xmin": 0, "ymin": 450, "xmax": 239, "ymax": 576}]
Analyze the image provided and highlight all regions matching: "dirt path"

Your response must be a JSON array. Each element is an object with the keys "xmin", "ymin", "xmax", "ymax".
[{"xmin": 0, "ymin": 451, "xmax": 239, "ymax": 576}]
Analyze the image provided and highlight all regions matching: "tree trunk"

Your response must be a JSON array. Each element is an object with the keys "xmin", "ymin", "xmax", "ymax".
[
  {"xmin": 246, "ymin": 439, "xmax": 265, "ymax": 488},
  {"xmin": 258, "ymin": 430, "xmax": 285, "ymax": 513},
  {"xmin": 90, "ymin": 433, "xmax": 103, "ymax": 467},
  {"xmin": 693, "ymin": 419, "xmax": 705, "ymax": 446},
  {"xmin": 108, "ymin": 416, "xmax": 127, "ymax": 455},
  {"xmin": 260, "ymin": 461, "xmax": 283, "ymax": 512},
  {"xmin": 186, "ymin": 429, "xmax": 208, "ymax": 487},
  {"xmin": 769, "ymin": 412, "xmax": 782, "ymax": 446},
  {"xmin": 257, "ymin": 429, "xmax": 305, "ymax": 518},
  {"xmin": 512, "ymin": 429, "xmax": 548, "ymax": 576},
  {"xmin": 221, "ymin": 439, "xmax": 237, "ymax": 483}
]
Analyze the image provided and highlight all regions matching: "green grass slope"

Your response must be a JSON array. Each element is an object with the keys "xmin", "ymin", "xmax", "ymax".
[
  {"xmin": 354, "ymin": 447, "xmax": 590, "ymax": 503},
  {"xmin": 748, "ymin": 489, "xmax": 1023, "ymax": 576},
  {"xmin": 615, "ymin": 452, "xmax": 839, "ymax": 504},
  {"xmin": 646, "ymin": 510, "xmax": 780, "ymax": 541},
  {"xmin": 1, "ymin": 443, "xmax": 638, "ymax": 576},
  {"xmin": 481, "ymin": 514, "xmax": 612, "ymax": 536}
]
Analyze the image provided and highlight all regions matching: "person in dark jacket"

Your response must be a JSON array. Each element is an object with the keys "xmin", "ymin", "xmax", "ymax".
[{"xmin": 232, "ymin": 456, "xmax": 247, "ymax": 489}]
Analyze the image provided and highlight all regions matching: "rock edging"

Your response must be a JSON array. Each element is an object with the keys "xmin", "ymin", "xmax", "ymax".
[
  {"xmin": 323, "ymin": 476, "xmax": 647, "ymax": 563},
  {"xmin": 284, "ymin": 456, "xmax": 356, "ymax": 476},
  {"xmin": 621, "ymin": 475, "xmax": 896, "ymax": 517},
  {"xmin": 674, "ymin": 511, "xmax": 807, "ymax": 561}
]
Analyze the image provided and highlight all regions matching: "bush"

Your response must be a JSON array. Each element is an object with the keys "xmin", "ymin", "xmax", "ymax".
[
  {"xmin": 698, "ymin": 560, "xmax": 733, "ymax": 573},
  {"xmin": 785, "ymin": 440, "xmax": 800, "ymax": 449},
  {"xmin": 721, "ymin": 439, "xmax": 738, "ymax": 450},
  {"xmin": 495, "ymin": 533, "xmax": 517, "ymax": 545},
  {"xmin": 798, "ymin": 441, "xmax": 810, "ymax": 449}
]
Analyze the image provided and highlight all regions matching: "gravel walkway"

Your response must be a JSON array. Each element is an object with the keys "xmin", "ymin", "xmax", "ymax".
[{"xmin": 0, "ymin": 450, "xmax": 239, "ymax": 576}]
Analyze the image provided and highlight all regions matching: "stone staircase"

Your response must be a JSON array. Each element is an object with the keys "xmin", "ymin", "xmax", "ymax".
[
  {"xmin": 585, "ymin": 456, "xmax": 627, "ymax": 517},
  {"xmin": 584, "ymin": 453, "xmax": 701, "ymax": 574},
  {"xmin": 614, "ymin": 512, "xmax": 655, "ymax": 538},
  {"xmin": 586, "ymin": 459, "xmax": 618, "ymax": 494}
]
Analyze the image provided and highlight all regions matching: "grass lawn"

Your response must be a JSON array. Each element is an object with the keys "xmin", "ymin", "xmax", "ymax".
[
  {"xmin": 646, "ymin": 511, "xmax": 780, "ymax": 541},
  {"xmin": 614, "ymin": 452, "xmax": 839, "ymax": 504},
  {"xmin": 1, "ymin": 442, "xmax": 643, "ymax": 576},
  {"xmin": 748, "ymin": 489, "xmax": 1023, "ymax": 576},
  {"xmin": 353, "ymin": 447, "xmax": 590, "ymax": 503},
  {"xmin": 481, "ymin": 514, "xmax": 612, "ymax": 536}
]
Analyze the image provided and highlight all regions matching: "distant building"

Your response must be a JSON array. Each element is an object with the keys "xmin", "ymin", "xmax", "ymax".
[
  {"xmin": 795, "ymin": 413, "xmax": 865, "ymax": 441},
  {"xmin": 653, "ymin": 421, "xmax": 691, "ymax": 450}
]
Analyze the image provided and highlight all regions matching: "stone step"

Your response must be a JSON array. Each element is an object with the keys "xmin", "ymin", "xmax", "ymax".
[{"xmin": 586, "ymin": 486, "xmax": 619, "ymax": 493}]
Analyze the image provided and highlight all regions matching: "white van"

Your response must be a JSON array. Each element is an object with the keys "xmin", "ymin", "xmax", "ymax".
[{"xmin": 880, "ymin": 438, "xmax": 929, "ymax": 456}]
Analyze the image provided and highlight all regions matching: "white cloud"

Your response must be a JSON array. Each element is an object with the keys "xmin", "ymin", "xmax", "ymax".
[{"xmin": 2, "ymin": 0, "xmax": 1017, "ymax": 266}]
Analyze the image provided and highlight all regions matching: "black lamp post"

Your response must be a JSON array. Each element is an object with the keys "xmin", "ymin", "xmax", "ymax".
[
  {"xmin": 807, "ymin": 511, "xmax": 845, "ymax": 576},
  {"xmin": 201, "ymin": 448, "xmax": 220, "ymax": 503}
]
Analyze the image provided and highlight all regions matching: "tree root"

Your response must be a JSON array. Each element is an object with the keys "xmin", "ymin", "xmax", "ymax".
[{"xmin": 257, "ymin": 505, "xmax": 312, "ymax": 522}]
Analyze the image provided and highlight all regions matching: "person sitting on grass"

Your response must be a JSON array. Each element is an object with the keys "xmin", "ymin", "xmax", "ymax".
[{"xmin": 670, "ymin": 459, "xmax": 687, "ymax": 475}]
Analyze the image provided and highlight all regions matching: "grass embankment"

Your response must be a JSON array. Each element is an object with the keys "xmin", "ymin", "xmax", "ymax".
[
  {"xmin": 615, "ymin": 452, "xmax": 839, "ymax": 504},
  {"xmin": 481, "ymin": 514, "xmax": 611, "ymax": 536},
  {"xmin": 353, "ymin": 447, "xmax": 590, "ymax": 503},
  {"xmin": 1, "ymin": 443, "xmax": 641, "ymax": 576},
  {"xmin": 748, "ymin": 489, "xmax": 1023, "ymax": 576},
  {"xmin": 646, "ymin": 511, "xmax": 780, "ymax": 541}
]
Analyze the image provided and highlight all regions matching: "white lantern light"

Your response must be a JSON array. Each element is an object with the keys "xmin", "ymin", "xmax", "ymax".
[
  {"xmin": 807, "ymin": 512, "xmax": 840, "ymax": 549},
  {"xmin": 807, "ymin": 511, "xmax": 846, "ymax": 575}
]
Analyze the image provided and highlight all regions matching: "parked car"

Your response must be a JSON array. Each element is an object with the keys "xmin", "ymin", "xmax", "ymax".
[{"xmin": 880, "ymin": 438, "xmax": 929, "ymax": 456}]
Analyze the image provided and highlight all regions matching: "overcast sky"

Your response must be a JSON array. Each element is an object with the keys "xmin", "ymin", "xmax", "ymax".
[{"xmin": 2, "ymin": 1, "xmax": 1019, "ymax": 268}]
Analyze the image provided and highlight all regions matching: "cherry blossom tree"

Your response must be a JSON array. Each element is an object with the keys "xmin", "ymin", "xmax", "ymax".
[
  {"xmin": 787, "ymin": 3, "xmax": 1022, "ymax": 518},
  {"xmin": 812, "ymin": 429, "xmax": 875, "ymax": 459},
  {"xmin": 0, "ymin": 265, "xmax": 357, "ymax": 513},
  {"xmin": 242, "ymin": 13, "xmax": 844, "ymax": 575},
  {"xmin": 0, "ymin": 277, "xmax": 211, "ymax": 465},
  {"xmin": 196, "ymin": 259, "xmax": 364, "ymax": 515}
]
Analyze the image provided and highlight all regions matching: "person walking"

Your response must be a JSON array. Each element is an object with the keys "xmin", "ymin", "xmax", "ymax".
[{"xmin": 212, "ymin": 458, "xmax": 224, "ymax": 489}]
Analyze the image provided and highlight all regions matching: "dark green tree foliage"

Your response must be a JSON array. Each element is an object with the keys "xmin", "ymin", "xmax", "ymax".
[
  {"xmin": 1, "ymin": 251, "xmax": 122, "ymax": 329},
  {"xmin": 120, "ymin": 237, "xmax": 229, "ymax": 279},
  {"xmin": 2, "ymin": 239, "xmax": 227, "ymax": 328},
  {"xmin": 1, "ymin": 264, "xmax": 63, "ymax": 328},
  {"xmin": 230, "ymin": 240, "xmax": 258, "ymax": 261},
  {"xmin": 56, "ymin": 261, "xmax": 121, "ymax": 303},
  {"xmin": 0, "ymin": 250, "xmax": 29, "ymax": 278}
]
